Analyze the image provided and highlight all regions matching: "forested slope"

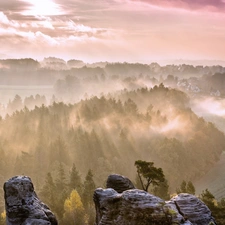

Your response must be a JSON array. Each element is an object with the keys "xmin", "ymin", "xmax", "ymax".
[
  {"xmin": 0, "ymin": 85, "xmax": 224, "ymax": 187},
  {"xmin": 0, "ymin": 84, "xmax": 225, "ymax": 223}
]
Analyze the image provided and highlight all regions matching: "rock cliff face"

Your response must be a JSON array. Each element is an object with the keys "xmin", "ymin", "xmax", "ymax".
[
  {"xmin": 4, "ymin": 176, "xmax": 58, "ymax": 225},
  {"xmin": 94, "ymin": 174, "xmax": 216, "ymax": 225}
]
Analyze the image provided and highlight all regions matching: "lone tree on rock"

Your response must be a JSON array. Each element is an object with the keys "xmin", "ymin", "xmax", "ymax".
[{"xmin": 135, "ymin": 160, "xmax": 165, "ymax": 192}]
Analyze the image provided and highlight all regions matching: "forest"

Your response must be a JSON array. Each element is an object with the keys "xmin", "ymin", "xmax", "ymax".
[{"xmin": 0, "ymin": 58, "xmax": 225, "ymax": 224}]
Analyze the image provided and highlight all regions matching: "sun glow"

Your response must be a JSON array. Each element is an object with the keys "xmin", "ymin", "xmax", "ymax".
[{"xmin": 22, "ymin": 0, "xmax": 62, "ymax": 16}]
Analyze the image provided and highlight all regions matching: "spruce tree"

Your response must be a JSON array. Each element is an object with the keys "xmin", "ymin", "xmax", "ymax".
[
  {"xmin": 82, "ymin": 170, "xmax": 96, "ymax": 225},
  {"xmin": 40, "ymin": 173, "xmax": 56, "ymax": 212},
  {"xmin": 54, "ymin": 163, "xmax": 68, "ymax": 220},
  {"xmin": 69, "ymin": 163, "xmax": 82, "ymax": 194},
  {"xmin": 82, "ymin": 169, "xmax": 96, "ymax": 208},
  {"xmin": 187, "ymin": 181, "xmax": 195, "ymax": 195}
]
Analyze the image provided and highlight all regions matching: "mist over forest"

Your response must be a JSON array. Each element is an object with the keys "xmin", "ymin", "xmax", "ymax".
[{"xmin": 1, "ymin": 57, "xmax": 225, "ymax": 224}]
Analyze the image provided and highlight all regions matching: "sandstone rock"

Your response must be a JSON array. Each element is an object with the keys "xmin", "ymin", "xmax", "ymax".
[
  {"xmin": 106, "ymin": 174, "xmax": 135, "ymax": 193},
  {"xmin": 94, "ymin": 174, "xmax": 217, "ymax": 225},
  {"xmin": 168, "ymin": 193, "xmax": 216, "ymax": 225},
  {"xmin": 94, "ymin": 188, "xmax": 191, "ymax": 225},
  {"xmin": 4, "ymin": 176, "xmax": 58, "ymax": 225}
]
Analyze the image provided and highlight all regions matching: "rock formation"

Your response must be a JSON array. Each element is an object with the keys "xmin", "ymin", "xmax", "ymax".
[
  {"xmin": 106, "ymin": 174, "xmax": 135, "ymax": 193},
  {"xmin": 4, "ymin": 176, "xmax": 58, "ymax": 225},
  {"xmin": 3, "ymin": 174, "xmax": 217, "ymax": 225},
  {"xmin": 168, "ymin": 193, "xmax": 216, "ymax": 225},
  {"xmin": 94, "ymin": 174, "xmax": 217, "ymax": 225}
]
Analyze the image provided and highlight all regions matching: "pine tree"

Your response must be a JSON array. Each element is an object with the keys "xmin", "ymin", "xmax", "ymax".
[
  {"xmin": 187, "ymin": 181, "xmax": 195, "ymax": 195},
  {"xmin": 55, "ymin": 163, "xmax": 67, "ymax": 191},
  {"xmin": 176, "ymin": 181, "xmax": 187, "ymax": 194},
  {"xmin": 82, "ymin": 169, "xmax": 96, "ymax": 209},
  {"xmin": 54, "ymin": 163, "xmax": 68, "ymax": 220},
  {"xmin": 83, "ymin": 168, "xmax": 96, "ymax": 225},
  {"xmin": 40, "ymin": 173, "xmax": 56, "ymax": 211},
  {"xmin": 135, "ymin": 160, "xmax": 165, "ymax": 192},
  {"xmin": 200, "ymin": 189, "xmax": 215, "ymax": 210},
  {"xmin": 176, "ymin": 180, "xmax": 195, "ymax": 195},
  {"xmin": 69, "ymin": 163, "xmax": 82, "ymax": 194}
]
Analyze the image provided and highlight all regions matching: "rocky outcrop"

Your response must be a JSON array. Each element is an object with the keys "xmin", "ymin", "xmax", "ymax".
[
  {"xmin": 94, "ymin": 174, "xmax": 216, "ymax": 225},
  {"xmin": 106, "ymin": 174, "xmax": 135, "ymax": 193},
  {"xmin": 4, "ymin": 176, "xmax": 58, "ymax": 225},
  {"xmin": 168, "ymin": 193, "xmax": 216, "ymax": 225}
]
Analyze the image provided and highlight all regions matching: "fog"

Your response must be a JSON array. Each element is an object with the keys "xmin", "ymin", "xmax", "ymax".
[
  {"xmin": 191, "ymin": 97, "xmax": 225, "ymax": 134},
  {"xmin": 0, "ymin": 58, "xmax": 225, "ymax": 223},
  {"xmin": 192, "ymin": 97, "xmax": 225, "ymax": 117}
]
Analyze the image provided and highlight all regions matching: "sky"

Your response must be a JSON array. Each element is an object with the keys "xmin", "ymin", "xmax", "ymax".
[{"xmin": 0, "ymin": 0, "xmax": 225, "ymax": 63}]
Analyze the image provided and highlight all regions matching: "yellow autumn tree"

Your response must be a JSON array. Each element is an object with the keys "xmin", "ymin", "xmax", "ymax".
[
  {"xmin": 62, "ymin": 189, "xmax": 86, "ymax": 225},
  {"xmin": 0, "ymin": 211, "xmax": 6, "ymax": 225}
]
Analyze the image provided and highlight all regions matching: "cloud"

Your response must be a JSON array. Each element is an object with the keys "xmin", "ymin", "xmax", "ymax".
[
  {"xmin": 130, "ymin": 0, "xmax": 225, "ymax": 12},
  {"xmin": 55, "ymin": 20, "xmax": 116, "ymax": 38},
  {"xmin": 54, "ymin": 0, "xmax": 114, "ymax": 12},
  {"xmin": 0, "ymin": 0, "xmax": 224, "ymax": 62},
  {"xmin": 0, "ymin": 0, "xmax": 32, "ymax": 13},
  {"xmin": 0, "ymin": 8, "xmax": 118, "ymax": 40},
  {"xmin": 0, "ymin": 12, "xmax": 10, "ymax": 24},
  {"xmin": 0, "ymin": 8, "xmax": 122, "ymax": 61},
  {"xmin": 0, "ymin": 11, "xmax": 55, "ymax": 31}
]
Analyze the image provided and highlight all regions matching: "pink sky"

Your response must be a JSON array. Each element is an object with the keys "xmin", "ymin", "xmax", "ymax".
[{"xmin": 0, "ymin": 0, "xmax": 225, "ymax": 63}]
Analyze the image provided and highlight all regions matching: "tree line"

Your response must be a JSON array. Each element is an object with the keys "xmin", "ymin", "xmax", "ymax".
[{"xmin": 0, "ymin": 85, "xmax": 224, "ymax": 223}]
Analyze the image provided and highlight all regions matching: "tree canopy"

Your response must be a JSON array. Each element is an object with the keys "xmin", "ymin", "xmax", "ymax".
[{"xmin": 135, "ymin": 160, "xmax": 165, "ymax": 192}]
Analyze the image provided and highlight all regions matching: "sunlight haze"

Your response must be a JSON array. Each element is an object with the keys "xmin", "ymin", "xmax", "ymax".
[{"xmin": 0, "ymin": 0, "xmax": 225, "ymax": 62}]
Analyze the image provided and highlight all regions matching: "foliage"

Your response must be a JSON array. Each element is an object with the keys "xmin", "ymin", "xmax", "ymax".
[
  {"xmin": 200, "ymin": 189, "xmax": 216, "ymax": 210},
  {"xmin": 0, "ymin": 86, "xmax": 223, "ymax": 190},
  {"xmin": 39, "ymin": 172, "xmax": 57, "ymax": 214},
  {"xmin": 0, "ymin": 85, "xmax": 225, "ymax": 223},
  {"xmin": 69, "ymin": 163, "xmax": 82, "ymax": 194},
  {"xmin": 62, "ymin": 190, "xmax": 86, "ymax": 225},
  {"xmin": 176, "ymin": 181, "xmax": 195, "ymax": 195},
  {"xmin": 135, "ymin": 160, "xmax": 165, "ymax": 192},
  {"xmin": 54, "ymin": 163, "xmax": 69, "ymax": 219},
  {"xmin": 153, "ymin": 179, "xmax": 170, "ymax": 200},
  {"xmin": 82, "ymin": 170, "xmax": 96, "ymax": 209},
  {"xmin": 0, "ymin": 211, "xmax": 6, "ymax": 225},
  {"xmin": 200, "ymin": 189, "xmax": 225, "ymax": 225}
]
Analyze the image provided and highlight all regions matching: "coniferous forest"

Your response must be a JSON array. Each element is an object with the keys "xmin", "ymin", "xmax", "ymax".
[{"xmin": 1, "ymin": 59, "xmax": 225, "ymax": 224}]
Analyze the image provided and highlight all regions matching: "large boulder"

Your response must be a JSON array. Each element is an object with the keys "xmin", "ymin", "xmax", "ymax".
[
  {"xmin": 106, "ymin": 174, "xmax": 135, "ymax": 193},
  {"xmin": 94, "ymin": 174, "xmax": 216, "ymax": 225},
  {"xmin": 4, "ymin": 176, "xmax": 58, "ymax": 225}
]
